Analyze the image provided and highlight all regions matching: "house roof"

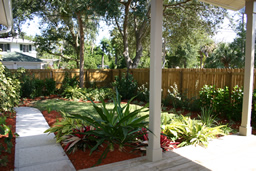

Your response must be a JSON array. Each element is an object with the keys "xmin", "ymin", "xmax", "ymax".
[
  {"xmin": 199, "ymin": 0, "xmax": 244, "ymax": 11},
  {"xmin": 0, "ymin": 0, "xmax": 13, "ymax": 34},
  {"xmin": 2, "ymin": 52, "xmax": 43, "ymax": 62},
  {"xmin": 0, "ymin": 38, "xmax": 34, "ymax": 44}
]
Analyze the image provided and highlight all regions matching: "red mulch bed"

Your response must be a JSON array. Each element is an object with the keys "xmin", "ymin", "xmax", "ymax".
[
  {"xmin": 0, "ymin": 112, "xmax": 16, "ymax": 171},
  {"xmin": 41, "ymin": 109, "xmax": 142, "ymax": 170}
]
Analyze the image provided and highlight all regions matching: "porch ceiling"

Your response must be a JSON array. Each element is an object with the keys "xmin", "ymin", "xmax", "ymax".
[
  {"xmin": 0, "ymin": 0, "xmax": 13, "ymax": 34},
  {"xmin": 199, "ymin": 0, "xmax": 244, "ymax": 10}
]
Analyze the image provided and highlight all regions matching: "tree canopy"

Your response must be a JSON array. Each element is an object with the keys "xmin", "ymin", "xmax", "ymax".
[{"xmin": 10, "ymin": 0, "xmax": 238, "ymax": 70}]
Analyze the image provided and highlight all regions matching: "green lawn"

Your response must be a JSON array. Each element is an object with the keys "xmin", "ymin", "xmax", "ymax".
[{"xmin": 34, "ymin": 99, "xmax": 153, "ymax": 119}]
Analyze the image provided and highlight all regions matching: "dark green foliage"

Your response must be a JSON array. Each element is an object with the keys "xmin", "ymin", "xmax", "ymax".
[
  {"xmin": 20, "ymin": 75, "xmax": 35, "ymax": 98},
  {"xmin": 62, "ymin": 86, "xmax": 86, "ymax": 100},
  {"xmin": 0, "ymin": 62, "xmax": 21, "ymax": 113},
  {"xmin": 199, "ymin": 85, "xmax": 250, "ymax": 122},
  {"xmin": 0, "ymin": 116, "xmax": 13, "ymax": 166},
  {"xmin": 20, "ymin": 75, "xmax": 56, "ymax": 98},
  {"xmin": 0, "ymin": 63, "xmax": 18, "ymax": 162},
  {"xmin": 252, "ymin": 90, "xmax": 256, "ymax": 127},
  {"xmin": 214, "ymin": 87, "xmax": 232, "ymax": 119},
  {"xmin": 165, "ymin": 84, "xmax": 200, "ymax": 112},
  {"xmin": 61, "ymin": 72, "xmax": 79, "ymax": 92},
  {"xmin": 86, "ymin": 88, "xmax": 114, "ymax": 101},
  {"xmin": 230, "ymin": 85, "xmax": 244, "ymax": 121},
  {"xmin": 199, "ymin": 85, "xmax": 217, "ymax": 108},
  {"xmin": 112, "ymin": 73, "xmax": 138, "ymax": 100},
  {"xmin": 62, "ymin": 87, "xmax": 114, "ymax": 101},
  {"xmin": 44, "ymin": 78, "xmax": 56, "ymax": 96},
  {"xmin": 34, "ymin": 79, "xmax": 45, "ymax": 98}
]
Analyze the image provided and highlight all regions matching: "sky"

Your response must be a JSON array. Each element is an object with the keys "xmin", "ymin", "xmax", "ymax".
[
  {"xmin": 212, "ymin": 10, "xmax": 241, "ymax": 43},
  {"xmin": 21, "ymin": 10, "xmax": 240, "ymax": 45},
  {"xmin": 21, "ymin": 17, "xmax": 112, "ymax": 45}
]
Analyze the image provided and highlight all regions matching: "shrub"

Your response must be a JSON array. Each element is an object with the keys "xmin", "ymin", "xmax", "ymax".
[
  {"xmin": 215, "ymin": 87, "xmax": 231, "ymax": 118},
  {"xmin": 0, "ymin": 60, "xmax": 21, "ymax": 113},
  {"xmin": 199, "ymin": 85, "xmax": 217, "ymax": 109},
  {"xmin": 230, "ymin": 85, "xmax": 243, "ymax": 121},
  {"xmin": 44, "ymin": 111, "xmax": 86, "ymax": 143},
  {"xmin": 0, "ymin": 116, "xmax": 13, "ymax": 166},
  {"xmin": 0, "ymin": 70, "xmax": 17, "ymax": 167},
  {"xmin": 167, "ymin": 83, "xmax": 182, "ymax": 109},
  {"xmin": 136, "ymin": 127, "xmax": 179, "ymax": 152},
  {"xmin": 60, "ymin": 72, "xmax": 79, "ymax": 93},
  {"xmin": 62, "ymin": 126, "xmax": 97, "ymax": 153},
  {"xmin": 20, "ymin": 74, "xmax": 35, "ymax": 98},
  {"xmin": 62, "ymin": 87, "xmax": 114, "ymax": 101},
  {"xmin": 198, "ymin": 107, "xmax": 217, "ymax": 127},
  {"xmin": 165, "ymin": 83, "xmax": 200, "ymax": 112},
  {"xmin": 20, "ymin": 75, "xmax": 56, "ymax": 98},
  {"xmin": 86, "ymin": 88, "xmax": 114, "ymax": 101},
  {"xmin": 112, "ymin": 73, "xmax": 137, "ymax": 100},
  {"xmin": 62, "ymin": 86, "xmax": 86, "ymax": 100},
  {"xmin": 44, "ymin": 78, "xmax": 56, "ymax": 96},
  {"xmin": 137, "ymin": 82, "xmax": 150, "ymax": 102},
  {"xmin": 162, "ymin": 115, "xmax": 226, "ymax": 147},
  {"xmin": 68, "ymin": 90, "xmax": 149, "ymax": 164},
  {"xmin": 199, "ymin": 85, "xmax": 245, "ymax": 121},
  {"xmin": 33, "ymin": 79, "xmax": 45, "ymax": 98},
  {"xmin": 161, "ymin": 112, "xmax": 175, "ymax": 126},
  {"xmin": 252, "ymin": 90, "xmax": 256, "ymax": 127}
]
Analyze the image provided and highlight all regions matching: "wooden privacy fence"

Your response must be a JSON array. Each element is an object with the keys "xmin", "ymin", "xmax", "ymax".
[{"xmin": 15, "ymin": 68, "xmax": 256, "ymax": 99}]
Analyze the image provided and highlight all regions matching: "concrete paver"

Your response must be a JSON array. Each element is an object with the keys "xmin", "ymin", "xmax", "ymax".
[{"xmin": 14, "ymin": 107, "xmax": 75, "ymax": 171}]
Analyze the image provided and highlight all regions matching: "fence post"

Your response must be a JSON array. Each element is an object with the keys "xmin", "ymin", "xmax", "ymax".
[
  {"xmin": 180, "ymin": 69, "xmax": 183, "ymax": 95},
  {"xmin": 227, "ymin": 71, "xmax": 232, "ymax": 95},
  {"xmin": 50, "ymin": 69, "xmax": 53, "ymax": 79},
  {"xmin": 110, "ymin": 69, "xmax": 113, "ymax": 87},
  {"xmin": 85, "ymin": 70, "xmax": 88, "ymax": 88},
  {"xmin": 119, "ymin": 69, "xmax": 121, "ymax": 79}
]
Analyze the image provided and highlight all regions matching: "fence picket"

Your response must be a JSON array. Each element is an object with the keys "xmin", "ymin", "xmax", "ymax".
[{"xmin": 11, "ymin": 68, "xmax": 256, "ymax": 99}]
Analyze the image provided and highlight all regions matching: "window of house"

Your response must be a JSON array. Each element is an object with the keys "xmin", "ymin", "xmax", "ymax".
[
  {"xmin": 0, "ymin": 43, "xmax": 10, "ymax": 52},
  {"xmin": 20, "ymin": 44, "xmax": 32, "ymax": 52}
]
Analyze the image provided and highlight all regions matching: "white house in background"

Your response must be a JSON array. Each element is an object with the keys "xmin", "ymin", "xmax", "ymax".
[
  {"xmin": 0, "ymin": 37, "xmax": 37, "ymax": 57},
  {"xmin": 0, "ymin": 37, "xmax": 45, "ymax": 69}
]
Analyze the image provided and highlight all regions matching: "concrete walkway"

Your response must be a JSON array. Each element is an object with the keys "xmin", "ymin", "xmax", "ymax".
[
  {"xmin": 14, "ymin": 107, "xmax": 256, "ymax": 171},
  {"xmin": 14, "ymin": 107, "xmax": 75, "ymax": 171}
]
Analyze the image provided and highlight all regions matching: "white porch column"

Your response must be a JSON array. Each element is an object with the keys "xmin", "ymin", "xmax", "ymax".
[
  {"xmin": 239, "ymin": 0, "xmax": 256, "ymax": 136},
  {"xmin": 147, "ymin": 0, "xmax": 163, "ymax": 162}
]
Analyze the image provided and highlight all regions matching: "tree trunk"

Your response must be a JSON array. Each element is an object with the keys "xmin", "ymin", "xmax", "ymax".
[
  {"xmin": 162, "ymin": 38, "xmax": 166, "ymax": 68},
  {"xmin": 184, "ymin": 59, "xmax": 187, "ymax": 68},
  {"xmin": 132, "ymin": 35, "xmax": 143, "ymax": 68},
  {"xmin": 77, "ymin": 12, "xmax": 85, "ymax": 88},
  {"xmin": 123, "ymin": 0, "xmax": 132, "ymax": 69},
  {"xmin": 101, "ymin": 53, "xmax": 104, "ymax": 69},
  {"xmin": 115, "ymin": 51, "xmax": 118, "ymax": 65}
]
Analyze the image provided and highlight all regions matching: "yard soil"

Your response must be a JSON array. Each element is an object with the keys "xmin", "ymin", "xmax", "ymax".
[{"xmin": 0, "ymin": 113, "xmax": 16, "ymax": 171}]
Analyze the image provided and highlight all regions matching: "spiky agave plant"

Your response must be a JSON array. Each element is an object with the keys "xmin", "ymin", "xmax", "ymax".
[{"xmin": 68, "ymin": 89, "xmax": 150, "ymax": 165}]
